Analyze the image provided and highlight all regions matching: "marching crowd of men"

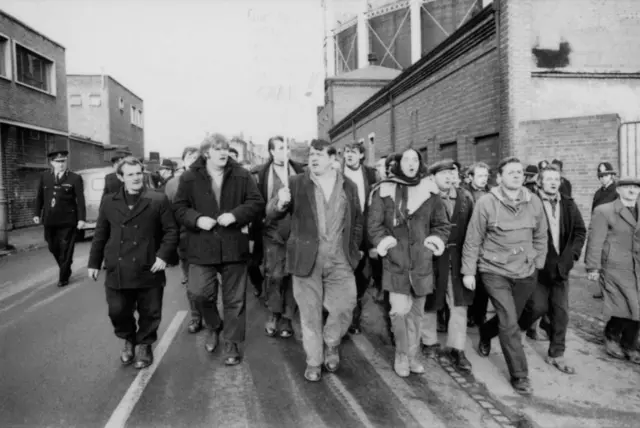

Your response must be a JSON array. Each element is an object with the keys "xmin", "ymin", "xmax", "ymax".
[{"xmin": 32, "ymin": 137, "xmax": 640, "ymax": 395}]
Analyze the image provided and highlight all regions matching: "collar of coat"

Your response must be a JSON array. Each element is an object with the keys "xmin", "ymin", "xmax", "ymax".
[{"xmin": 375, "ymin": 177, "xmax": 440, "ymax": 215}]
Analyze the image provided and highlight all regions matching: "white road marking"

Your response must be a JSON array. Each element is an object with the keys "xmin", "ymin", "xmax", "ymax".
[
  {"xmin": 351, "ymin": 335, "xmax": 447, "ymax": 428},
  {"xmin": 281, "ymin": 361, "xmax": 328, "ymax": 428},
  {"xmin": 0, "ymin": 281, "xmax": 50, "ymax": 314},
  {"xmin": 325, "ymin": 374, "xmax": 376, "ymax": 428},
  {"xmin": 26, "ymin": 282, "xmax": 82, "ymax": 312},
  {"xmin": 104, "ymin": 310, "xmax": 187, "ymax": 428}
]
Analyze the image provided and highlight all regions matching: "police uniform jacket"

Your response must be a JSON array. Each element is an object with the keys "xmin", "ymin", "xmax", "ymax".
[
  {"xmin": 591, "ymin": 182, "xmax": 618, "ymax": 212},
  {"xmin": 88, "ymin": 188, "xmax": 179, "ymax": 289},
  {"xmin": 35, "ymin": 170, "xmax": 86, "ymax": 227}
]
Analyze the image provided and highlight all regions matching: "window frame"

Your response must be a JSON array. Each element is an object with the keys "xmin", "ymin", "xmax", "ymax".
[
  {"xmin": 0, "ymin": 32, "xmax": 11, "ymax": 81},
  {"xmin": 69, "ymin": 94, "xmax": 83, "ymax": 106},
  {"xmin": 12, "ymin": 40, "xmax": 56, "ymax": 96},
  {"xmin": 89, "ymin": 93, "xmax": 101, "ymax": 107},
  {"xmin": 130, "ymin": 105, "xmax": 144, "ymax": 128}
]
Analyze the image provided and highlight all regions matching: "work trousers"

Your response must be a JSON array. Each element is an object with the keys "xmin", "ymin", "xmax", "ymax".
[
  {"xmin": 263, "ymin": 240, "xmax": 296, "ymax": 319},
  {"xmin": 106, "ymin": 286, "xmax": 164, "ymax": 345},
  {"xmin": 351, "ymin": 255, "xmax": 372, "ymax": 328},
  {"xmin": 44, "ymin": 225, "xmax": 77, "ymax": 282},
  {"xmin": 390, "ymin": 292, "xmax": 425, "ymax": 358},
  {"xmin": 518, "ymin": 278, "xmax": 569, "ymax": 358},
  {"xmin": 422, "ymin": 277, "xmax": 468, "ymax": 351},
  {"xmin": 605, "ymin": 316, "xmax": 640, "ymax": 351},
  {"xmin": 188, "ymin": 262, "xmax": 247, "ymax": 344},
  {"xmin": 479, "ymin": 271, "xmax": 537, "ymax": 379},
  {"xmin": 180, "ymin": 258, "xmax": 217, "ymax": 320},
  {"xmin": 292, "ymin": 255, "xmax": 357, "ymax": 367},
  {"xmin": 469, "ymin": 273, "xmax": 489, "ymax": 325}
]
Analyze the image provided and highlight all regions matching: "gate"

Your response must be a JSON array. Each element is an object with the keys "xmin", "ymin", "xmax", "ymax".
[{"xmin": 619, "ymin": 121, "xmax": 640, "ymax": 177}]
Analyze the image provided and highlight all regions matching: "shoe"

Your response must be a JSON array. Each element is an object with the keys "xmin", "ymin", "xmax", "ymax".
[
  {"xmin": 120, "ymin": 340, "xmax": 135, "ymax": 365},
  {"xmin": 593, "ymin": 292, "xmax": 604, "ymax": 299},
  {"xmin": 133, "ymin": 345, "xmax": 153, "ymax": 369},
  {"xmin": 304, "ymin": 365, "xmax": 322, "ymax": 382},
  {"xmin": 205, "ymin": 330, "xmax": 219, "ymax": 353},
  {"xmin": 187, "ymin": 318, "xmax": 202, "ymax": 334},
  {"xmin": 526, "ymin": 326, "xmax": 539, "ymax": 340},
  {"xmin": 278, "ymin": 317, "xmax": 293, "ymax": 339},
  {"xmin": 265, "ymin": 313, "xmax": 279, "ymax": 337},
  {"xmin": 421, "ymin": 343, "xmax": 441, "ymax": 358},
  {"xmin": 510, "ymin": 377, "xmax": 533, "ymax": 396},
  {"xmin": 409, "ymin": 358, "xmax": 425, "ymax": 374},
  {"xmin": 224, "ymin": 342, "xmax": 241, "ymax": 366},
  {"xmin": 449, "ymin": 349, "xmax": 472, "ymax": 373},
  {"xmin": 394, "ymin": 353, "xmax": 410, "ymax": 377},
  {"xmin": 605, "ymin": 339, "xmax": 625, "ymax": 360},
  {"xmin": 324, "ymin": 345, "xmax": 340, "ymax": 373},
  {"xmin": 477, "ymin": 338, "xmax": 491, "ymax": 357},
  {"xmin": 57, "ymin": 280, "xmax": 69, "ymax": 288},
  {"xmin": 625, "ymin": 349, "xmax": 640, "ymax": 364}
]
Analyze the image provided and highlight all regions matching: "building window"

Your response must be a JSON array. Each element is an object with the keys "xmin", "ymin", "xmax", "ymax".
[
  {"xmin": 119, "ymin": 97, "xmax": 125, "ymax": 110},
  {"xmin": 0, "ymin": 35, "xmax": 9, "ymax": 79},
  {"xmin": 89, "ymin": 94, "xmax": 101, "ymax": 106},
  {"xmin": 15, "ymin": 43, "xmax": 54, "ymax": 94},
  {"xmin": 69, "ymin": 94, "xmax": 82, "ymax": 106},
  {"xmin": 130, "ymin": 106, "xmax": 143, "ymax": 128}
]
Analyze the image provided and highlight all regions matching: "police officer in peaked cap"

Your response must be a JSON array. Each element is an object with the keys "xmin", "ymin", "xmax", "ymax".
[{"xmin": 34, "ymin": 149, "xmax": 87, "ymax": 287}]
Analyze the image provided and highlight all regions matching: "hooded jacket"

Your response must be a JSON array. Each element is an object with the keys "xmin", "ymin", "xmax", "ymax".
[{"xmin": 461, "ymin": 186, "xmax": 548, "ymax": 279}]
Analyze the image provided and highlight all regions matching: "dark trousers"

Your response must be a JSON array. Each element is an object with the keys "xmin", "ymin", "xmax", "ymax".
[
  {"xmin": 106, "ymin": 286, "xmax": 164, "ymax": 345},
  {"xmin": 605, "ymin": 316, "xmax": 640, "ymax": 351},
  {"xmin": 479, "ymin": 271, "xmax": 538, "ymax": 379},
  {"xmin": 188, "ymin": 262, "xmax": 247, "ymax": 344},
  {"xmin": 263, "ymin": 240, "xmax": 296, "ymax": 319},
  {"xmin": 180, "ymin": 258, "xmax": 218, "ymax": 320},
  {"xmin": 352, "ymin": 256, "xmax": 371, "ymax": 328},
  {"xmin": 518, "ymin": 278, "xmax": 569, "ymax": 358},
  {"xmin": 44, "ymin": 225, "xmax": 77, "ymax": 282},
  {"xmin": 469, "ymin": 273, "xmax": 489, "ymax": 325}
]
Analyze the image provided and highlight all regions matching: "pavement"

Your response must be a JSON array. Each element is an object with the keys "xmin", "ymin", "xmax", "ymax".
[
  {"xmin": 0, "ymin": 225, "xmax": 49, "ymax": 256},
  {"xmin": 0, "ymin": 242, "xmax": 639, "ymax": 427}
]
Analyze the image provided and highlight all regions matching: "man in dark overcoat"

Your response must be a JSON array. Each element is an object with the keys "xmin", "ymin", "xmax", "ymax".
[
  {"xmin": 590, "ymin": 162, "xmax": 618, "ymax": 299},
  {"xmin": 251, "ymin": 136, "xmax": 305, "ymax": 338},
  {"xmin": 518, "ymin": 166, "xmax": 586, "ymax": 374},
  {"xmin": 342, "ymin": 140, "xmax": 379, "ymax": 335},
  {"xmin": 267, "ymin": 139, "xmax": 364, "ymax": 382},
  {"xmin": 34, "ymin": 149, "xmax": 86, "ymax": 287},
  {"xmin": 102, "ymin": 152, "xmax": 127, "ymax": 198},
  {"xmin": 551, "ymin": 159, "xmax": 572, "ymax": 197},
  {"xmin": 174, "ymin": 133, "xmax": 264, "ymax": 366},
  {"xmin": 88, "ymin": 157, "xmax": 178, "ymax": 369},
  {"xmin": 585, "ymin": 177, "xmax": 640, "ymax": 364},
  {"xmin": 421, "ymin": 160, "xmax": 475, "ymax": 372}
]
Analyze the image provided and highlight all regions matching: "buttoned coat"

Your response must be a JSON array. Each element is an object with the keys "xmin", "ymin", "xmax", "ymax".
[
  {"xmin": 426, "ymin": 187, "xmax": 475, "ymax": 311},
  {"xmin": 585, "ymin": 199, "xmax": 640, "ymax": 321},
  {"xmin": 265, "ymin": 171, "xmax": 364, "ymax": 277},
  {"xmin": 88, "ymin": 188, "xmax": 178, "ymax": 289},
  {"xmin": 173, "ymin": 157, "xmax": 265, "ymax": 265},
  {"xmin": 35, "ymin": 170, "xmax": 86, "ymax": 227}
]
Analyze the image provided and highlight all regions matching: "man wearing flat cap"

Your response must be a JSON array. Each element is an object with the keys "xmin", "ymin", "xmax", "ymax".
[
  {"xmin": 523, "ymin": 165, "xmax": 539, "ymax": 193},
  {"xmin": 421, "ymin": 159, "xmax": 475, "ymax": 372},
  {"xmin": 155, "ymin": 159, "xmax": 175, "ymax": 192},
  {"xmin": 551, "ymin": 159, "xmax": 572, "ymax": 197},
  {"xmin": 34, "ymin": 149, "xmax": 86, "ymax": 287},
  {"xmin": 103, "ymin": 152, "xmax": 127, "ymax": 199},
  {"xmin": 585, "ymin": 177, "xmax": 640, "ymax": 364}
]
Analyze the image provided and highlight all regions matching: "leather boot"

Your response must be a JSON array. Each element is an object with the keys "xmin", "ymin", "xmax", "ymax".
[
  {"xmin": 205, "ymin": 330, "xmax": 219, "ymax": 353},
  {"xmin": 324, "ymin": 345, "xmax": 340, "ymax": 372},
  {"xmin": 133, "ymin": 345, "xmax": 153, "ymax": 369},
  {"xmin": 394, "ymin": 353, "xmax": 410, "ymax": 377},
  {"xmin": 120, "ymin": 340, "xmax": 135, "ymax": 365}
]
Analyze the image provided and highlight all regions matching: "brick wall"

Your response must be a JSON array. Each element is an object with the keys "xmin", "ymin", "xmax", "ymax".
[
  {"xmin": 332, "ymin": 9, "xmax": 500, "ymax": 170},
  {"xmin": 107, "ymin": 77, "xmax": 144, "ymax": 158},
  {"xmin": 0, "ymin": 12, "xmax": 68, "ymax": 133},
  {"xmin": 69, "ymin": 138, "xmax": 109, "ymax": 171},
  {"xmin": 67, "ymin": 75, "xmax": 110, "ymax": 144},
  {"xmin": 517, "ymin": 114, "xmax": 621, "ymax": 227}
]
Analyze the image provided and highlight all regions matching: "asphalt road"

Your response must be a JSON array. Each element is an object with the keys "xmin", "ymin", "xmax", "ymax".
[{"xmin": 0, "ymin": 245, "xmax": 639, "ymax": 428}]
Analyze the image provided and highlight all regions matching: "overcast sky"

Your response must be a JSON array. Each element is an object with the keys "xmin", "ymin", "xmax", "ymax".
[{"xmin": 2, "ymin": 0, "xmax": 325, "ymax": 157}]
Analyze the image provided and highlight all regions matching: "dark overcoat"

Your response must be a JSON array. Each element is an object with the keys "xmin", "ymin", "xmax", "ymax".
[
  {"xmin": 591, "ymin": 182, "xmax": 618, "ymax": 212},
  {"xmin": 88, "ymin": 188, "xmax": 178, "ymax": 289},
  {"xmin": 173, "ymin": 157, "xmax": 265, "ymax": 265},
  {"xmin": 35, "ymin": 170, "xmax": 86, "ymax": 227},
  {"xmin": 368, "ymin": 179, "xmax": 451, "ymax": 297},
  {"xmin": 585, "ymin": 199, "xmax": 640, "ymax": 321},
  {"xmin": 426, "ymin": 187, "xmax": 475, "ymax": 311},
  {"xmin": 539, "ymin": 194, "xmax": 586, "ymax": 283},
  {"xmin": 265, "ymin": 170, "xmax": 364, "ymax": 277},
  {"xmin": 103, "ymin": 172, "xmax": 122, "ymax": 197}
]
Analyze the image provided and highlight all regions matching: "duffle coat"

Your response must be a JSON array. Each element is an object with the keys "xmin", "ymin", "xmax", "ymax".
[
  {"xmin": 426, "ymin": 187, "xmax": 475, "ymax": 311},
  {"xmin": 367, "ymin": 178, "xmax": 451, "ymax": 297},
  {"xmin": 88, "ymin": 188, "xmax": 179, "ymax": 289},
  {"xmin": 585, "ymin": 199, "xmax": 640, "ymax": 321}
]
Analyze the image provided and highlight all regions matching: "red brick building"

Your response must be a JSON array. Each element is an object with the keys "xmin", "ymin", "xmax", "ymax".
[
  {"xmin": 0, "ymin": 9, "xmax": 69, "ymax": 233},
  {"xmin": 326, "ymin": 0, "xmax": 640, "ymax": 226},
  {"xmin": 67, "ymin": 74, "xmax": 145, "ymax": 159}
]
